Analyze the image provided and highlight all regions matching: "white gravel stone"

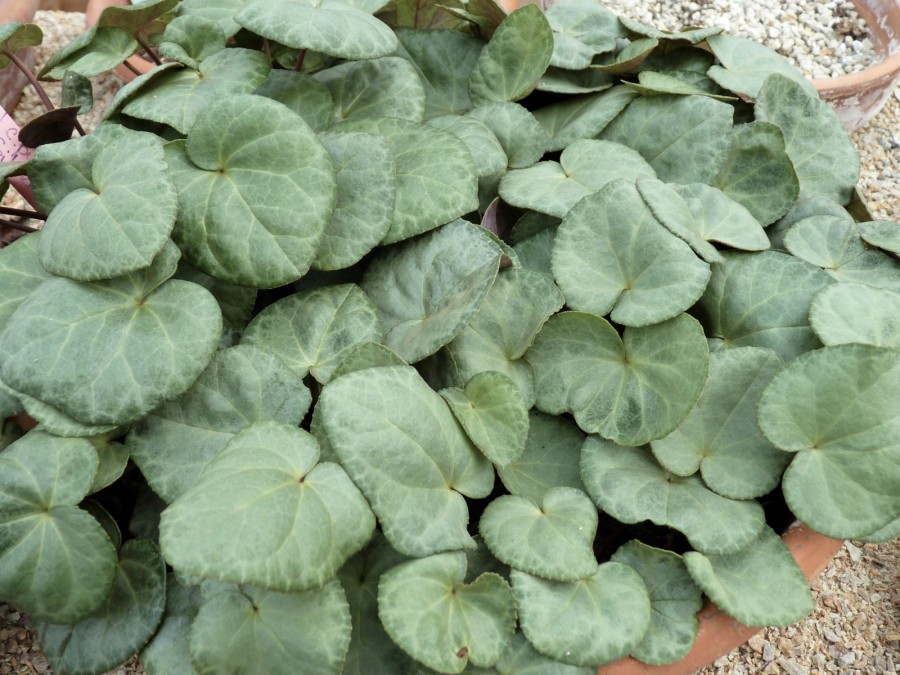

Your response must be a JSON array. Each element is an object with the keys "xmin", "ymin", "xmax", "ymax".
[{"xmin": 601, "ymin": 0, "xmax": 878, "ymax": 79}]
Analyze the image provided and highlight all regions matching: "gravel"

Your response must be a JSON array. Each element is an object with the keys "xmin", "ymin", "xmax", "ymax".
[
  {"xmin": 1, "ymin": 8, "xmax": 899, "ymax": 675},
  {"xmin": 601, "ymin": 0, "xmax": 878, "ymax": 80}
]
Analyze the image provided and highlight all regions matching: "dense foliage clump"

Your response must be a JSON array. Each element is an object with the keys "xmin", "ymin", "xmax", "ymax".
[{"xmin": 0, "ymin": 0, "xmax": 898, "ymax": 672}]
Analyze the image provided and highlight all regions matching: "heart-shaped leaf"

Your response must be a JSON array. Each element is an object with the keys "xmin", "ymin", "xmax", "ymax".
[
  {"xmin": 158, "ymin": 15, "xmax": 227, "ymax": 68},
  {"xmin": 395, "ymin": 27, "xmax": 483, "ymax": 117},
  {"xmin": 40, "ymin": 24, "xmax": 137, "ymax": 80},
  {"xmin": 128, "ymin": 345, "xmax": 310, "ymax": 502},
  {"xmin": 467, "ymin": 102, "xmax": 548, "ymax": 169},
  {"xmin": 581, "ymin": 439, "xmax": 766, "ymax": 554},
  {"xmin": 469, "ymin": 5, "xmax": 553, "ymax": 105},
  {"xmin": 0, "ymin": 23, "xmax": 43, "ymax": 69},
  {"xmin": 626, "ymin": 70, "xmax": 737, "ymax": 101},
  {"xmin": 544, "ymin": 0, "xmax": 625, "ymax": 70},
  {"xmin": 651, "ymin": 347, "xmax": 790, "ymax": 500},
  {"xmin": 189, "ymin": 581, "xmax": 351, "ymax": 675},
  {"xmin": 474, "ymin": 631, "xmax": 595, "ymax": 674},
  {"xmin": 552, "ymin": 180, "xmax": 710, "ymax": 327},
  {"xmin": 335, "ymin": 116, "xmax": 478, "ymax": 243},
  {"xmin": 600, "ymin": 94, "xmax": 733, "ymax": 184},
  {"xmin": 330, "ymin": 341, "xmax": 407, "ymax": 379},
  {"xmin": 857, "ymin": 220, "xmax": 900, "ymax": 255},
  {"xmin": 705, "ymin": 33, "xmax": 818, "ymax": 99},
  {"xmin": 528, "ymin": 312, "xmax": 709, "ymax": 445},
  {"xmin": 784, "ymin": 216, "xmax": 900, "ymax": 290},
  {"xmin": 338, "ymin": 534, "xmax": 417, "ymax": 675},
  {"xmin": 500, "ymin": 139, "xmax": 656, "ymax": 218},
  {"xmin": 0, "ymin": 232, "xmax": 50, "ymax": 328},
  {"xmin": 427, "ymin": 115, "xmax": 507, "ymax": 178},
  {"xmin": 512, "ymin": 563, "xmax": 651, "ymax": 666},
  {"xmin": 0, "ymin": 243, "xmax": 222, "ymax": 426},
  {"xmin": 638, "ymin": 179, "xmax": 769, "ymax": 264},
  {"xmin": 117, "ymin": 48, "xmax": 270, "ymax": 134},
  {"xmin": 537, "ymin": 66, "xmax": 614, "ymax": 94},
  {"xmin": 448, "ymin": 268, "xmax": 564, "ymax": 408},
  {"xmin": 236, "ymin": 0, "xmax": 398, "ymax": 59},
  {"xmin": 713, "ymin": 120, "xmax": 799, "ymax": 226},
  {"xmin": 242, "ymin": 284, "xmax": 383, "ymax": 383},
  {"xmin": 34, "ymin": 540, "xmax": 167, "ymax": 675},
  {"xmin": 254, "ymin": 70, "xmax": 334, "ymax": 131},
  {"xmin": 692, "ymin": 251, "xmax": 832, "ymax": 362},
  {"xmin": 757, "ymin": 344, "xmax": 900, "ymax": 538},
  {"xmin": 160, "ymin": 421, "xmax": 375, "ymax": 591},
  {"xmin": 179, "ymin": 0, "xmax": 245, "ymax": 37},
  {"xmin": 312, "ymin": 131, "xmax": 396, "ymax": 270},
  {"xmin": 17, "ymin": 106, "xmax": 81, "ymax": 148},
  {"xmin": 479, "ymin": 488, "xmax": 598, "ymax": 581},
  {"xmin": 315, "ymin": 56, "xmax": 425, "ymax": 122},
  {"xmin": 756, "ymin": 74, "xmax": 859, "ymax": 204},
  {"xmin": 533, "ymin": 85, "xmax": 636, "ymax": 152},
  {"xmin": 0, "ymin": 431, "xmax": 116, "ymax": 623},
  {"xmin": 141, "ymin": 575, "xmax": 200, "ymax": 675},
  {"xmin": 441, "ymin": 371, "xmax": 529, "ymax": 467},
  {"xmin": 618, "ymin": 16, "xmax": 721, "ymax": 44},
  {"xmin": 809, "ymin": 283, "xmax": 900, "ymax": 348},
  {"xmin": 39, "ymin": 129, "xmax": 177, "ymax": 281},
  {"xmin": 165, "ymin": 94, "xmax": 335, "ymax": 287},
  {"xmin": 96, "ymin": 0, "xmax": 178, "ymax": 38},
  {"xmin": 378, "ymin": 552, "xmax": 516, "ymax": 673},
  {"xmin": 683, "ymin": 527, "xmax": 814, "ymax": 626},
  {"xmin": 90, "ymin": 436, "xmax": 130, "ymax": 494},
  {"xmin": 362, "ymin": 219, "xmax": 500, "ymax": 363},
  {"xmin": 592, "ymin": 37, "xmax": 658, "ymax": 75},
  {"xmin": 318, "ymin": 365, "xmax": 494, "ymax": 557},
  {"xmin": 497, "ymin": 411, "xmax": 586, "ymax": 502},
  {"xmin": 611, "ymin": 541, "xmax": 703, "ymax": 666}
]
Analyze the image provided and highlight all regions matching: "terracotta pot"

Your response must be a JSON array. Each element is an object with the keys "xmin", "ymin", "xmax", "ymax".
[
  {"xmin": 0, "ymin": 0, "xmax": 40, "ymax": 112},
  {"xmin": 85, "ymin": 0, "xmax": 155, "ymax": 81},
  {"xmin": 811, "ymin": 0, "xmax": 900, "ymax": 130},
  {"xmin": 597, "ymin": 523, "xmax": 843, "ymax": 675}
]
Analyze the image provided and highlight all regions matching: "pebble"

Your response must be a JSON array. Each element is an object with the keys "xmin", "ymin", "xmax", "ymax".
[{"xmin": 602, "ymin": 0, "xmax": 878, "ymax": 79}]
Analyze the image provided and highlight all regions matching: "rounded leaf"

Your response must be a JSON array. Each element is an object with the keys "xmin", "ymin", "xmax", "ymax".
[
  {"xmin": 0, "ymin": 249, "xmax": 222, "ymax": 426},
  {"xmin": 692, "ymin": 251, "xmax": 832, "ymax": 362},
  {"xmin": 318, "ymin": 365, "xmax": 494, "ymax": 557},
  {"xmin": 235, "ymin": 0, "xmax": 398, "ymax": 59},
  {"xmin": 128, "ymin": 344, "xmax": 311, "ymax": 502},
  {"xmin": 496, "ymin": 411, "xmax": 586, "ymax": 502},
  {"xmin": 512, "ymin": 563, "xmax": 651, "ymax": 666},
  {"xmin": 809, "ymin": 283, "xmax": 900, "ymax": 348},
  {"xmin": 166, "ymin": 94, "xmax": 335, "ymax": 287},
  {"xmin": 362, "ymin": 220, "xmax": 500, "ymax": 363},
  {"xmin": 581, "ymin": 439, "xmax": 766, "ymax": 555},
  {"xmin": 378, "ymin": 552, "xmax": 516, "ymax": 673},
  {"xmin": 611, "ymin": 541, "xmax": 703, "ymax": 666},
  {"xmin": 479, "ymin": 488, "xmax": 598, "ymax": 581},
  {"xmin": 600, "ymin": 94, "xmax": 733, "ymax": 184},
  {"xmin": 189, "ymin": 581, "xmax": 351, "ymax": 675},
  {"xmin": 141, "ymin": 575, "xmax": 201, "ymax": 675},
  {"xmin": 469, "ymin": 5, "xmax": 553, "ymax": 105},
  {"xmin": 313, "ymin": 131, "xmax": 396, "ymax": 270},
  {"xmin": 160, "ymin": 421, "xmax": 375, "ymax": 592},
  {"xmin": 39, "ymin": 130, "xmax": 176, "ymax": 281},
  {"xmin": 651, "ymin": 347, "xmax": 789, "ymax": 499},
  {"xmin": 35, "ymin": 540, "xmax": 167, "ymax": 675},
  {"xmin": 441, "ymin": 371, "xmax": 529, "ymax": 467},
  {"xmin": 242, "ymin": 284, "xmax": 383, "ymax": 383},
  {"xmin": 757, "ymin": 344, "xmax": 900, "ymax": 538},
  {"xmin": 683, "ymin": 527, "xmax": 814, "ymax": 627},
  {"xmin": 314, "ymin": 56, "xmax": 425, "ymax": 122},
  {"xmin": 552, "ymin": 180, "xmax": 710, "ymax": 326},
  {"xmin": 0, "ymin": 232, "xmax": 51, "ymax": 328},
  {"xmin": 527, "ymin": 312, "xmax": 709, "ymax": 446},
  {"xmin": 0, "ymin": 431, "xmax": 116, "ymax": 623}
]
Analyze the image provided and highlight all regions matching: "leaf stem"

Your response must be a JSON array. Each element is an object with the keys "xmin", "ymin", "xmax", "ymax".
[
  {"xmin": 2, "ymin": 48, "xmax": 55, "ymax": 114},
  {"xmin": 262, "ymin": 37, "xmax": 271, "ymax": 60},
  {"xmin": 294, "ymin": 48, "xmax": 306, "ymax": 72},
  {"xmin": 122, "ymin": 59, "xmax": 143, "ymax": 77},
  {"xmin": 0, "ymin": 218, "xmax": 39, "ymax": 233},
  {"xmin": 0, "ymin": 206, "xmax": 48, "ymax": 221},
  {"xmin": 135, "ymin": 34, "xmax": 163, "ymax": 66}
]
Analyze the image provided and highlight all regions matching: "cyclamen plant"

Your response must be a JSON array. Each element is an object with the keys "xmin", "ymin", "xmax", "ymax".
[{"xmin": 1, "ymin": 0, "xmax": 899, "ymax": 672}]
